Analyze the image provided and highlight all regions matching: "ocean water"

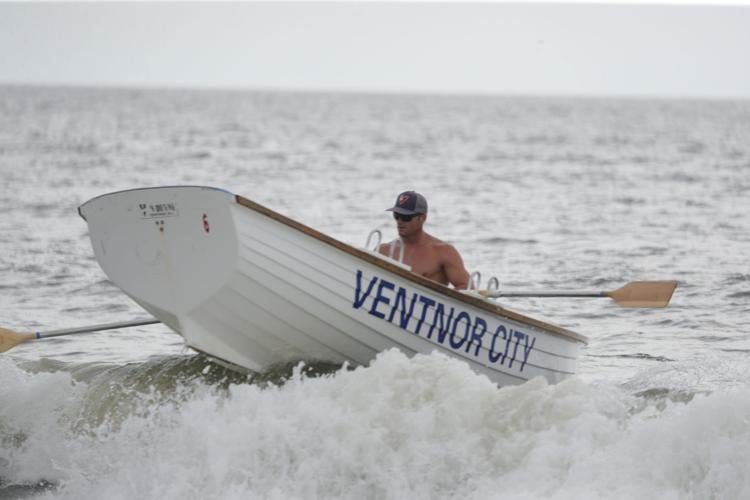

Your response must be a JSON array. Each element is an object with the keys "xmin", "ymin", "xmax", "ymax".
[{"xmin": 1, "ymin": 85, "xmax": 749, "ymax": 499}]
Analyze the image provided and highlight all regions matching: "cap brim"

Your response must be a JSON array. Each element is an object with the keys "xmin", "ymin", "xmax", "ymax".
[{"xmin": 386, "ymin": 207, "xmax": 423, "ymax": 215}]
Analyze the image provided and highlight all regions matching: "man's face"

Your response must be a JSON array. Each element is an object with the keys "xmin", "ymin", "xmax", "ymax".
[{"xmin": 393, "ymin": 212, "xmax": 424, "ymax": 237}]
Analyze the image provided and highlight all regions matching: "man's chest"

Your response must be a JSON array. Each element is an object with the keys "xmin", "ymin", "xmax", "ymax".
[{"xmin": 403, "ymin": 246, "xmax": 443, "ymax": 277}]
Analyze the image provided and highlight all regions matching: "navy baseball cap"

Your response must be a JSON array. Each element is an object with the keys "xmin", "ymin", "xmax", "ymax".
[{"xmin": 386, "ymin": 191, "xmax": 428, "ymax": 215}]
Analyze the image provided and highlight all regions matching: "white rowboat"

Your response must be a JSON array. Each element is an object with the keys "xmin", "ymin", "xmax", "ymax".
[{"xmin": 78, "ymin": 186, "xmax": 586, "ymax": 386}]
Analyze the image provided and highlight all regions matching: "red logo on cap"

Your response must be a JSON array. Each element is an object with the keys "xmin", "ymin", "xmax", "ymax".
[{"xmin": 398, "ymin": 194, "xmax": 410, "ymax": 205}]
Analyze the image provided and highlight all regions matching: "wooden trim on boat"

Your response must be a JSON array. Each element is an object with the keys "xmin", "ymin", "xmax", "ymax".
[{"xmin": 235, "ymin": 195, "xmax": 588, "ymax": 344}]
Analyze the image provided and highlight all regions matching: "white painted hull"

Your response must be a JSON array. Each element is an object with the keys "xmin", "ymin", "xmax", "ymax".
[{"xmin": 79, "ymin": 186, "xmax": 586, "ymax": 386}]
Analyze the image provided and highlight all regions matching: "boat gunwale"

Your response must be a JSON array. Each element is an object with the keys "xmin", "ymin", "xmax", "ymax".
[{"xmin": 235, "ymin": 194, "xmax": 588, "ymax": 345}]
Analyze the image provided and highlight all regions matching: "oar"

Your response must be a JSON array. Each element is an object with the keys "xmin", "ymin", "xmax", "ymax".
[
  {"xmin": 479, "ymin": 280, "xmax": 678, "ymax": 308},
  {"xmin": 0, "ymin": 318, "xmax": 161, "ymax": 353}
]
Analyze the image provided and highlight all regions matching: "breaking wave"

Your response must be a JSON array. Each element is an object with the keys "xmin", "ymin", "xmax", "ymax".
[{"xmin": 2, "ymin": 350, "xmax": 749, "ymax": 500}]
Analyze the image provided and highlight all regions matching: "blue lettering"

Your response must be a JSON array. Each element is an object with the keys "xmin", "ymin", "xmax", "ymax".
[
  {"xmin": 489, "ymin": 325, "xmax": 507, "ymax": 363},
  {"xmin": 353, "ymin": 270, "xmax": 378, "ymax": 309},
  {"xmin": 508, "ymin": 330, "xmax": 525, "ymax": 369},
  {"xmin": 428, "ymin": 304, "xmax": 455, "ymax": 344},
  {"xmin": 503, "ymin": 329, "xmax": 514, "ymax": 365},
  {"xmin": 449, "ymin": 311, "xmax": 471, "ymax": 350},
  {"xmin": 355, "ymin": 270, "xmax": 535, "ymax": 373},
  {"xmin": 466, "ymin": 317, "xmax": 487, "ymax": 357},
  {"xmin": 441, "ymin": 307, "xmax": 455, "ymax": 344},
  {"xmin": 387, "ymin": 287, "xmax": 405, "ymax": 323},
  {"xmin": 520, "ymin": 335, "xmax": 536, "ymax": 372},
  {"xmin": 369, "ymin": 279, "xmax": 395, "ymax": 319},
  {"xmin": 426, "ymin": 303, "xmax": 445, "ymax": 340},
  {"xmin": 387, "ymin": 287, "xmax": 419, "ymax": 329},
  {"xmin": 414, "ymin": 296, "xmax": 435, "ymax": 335}
]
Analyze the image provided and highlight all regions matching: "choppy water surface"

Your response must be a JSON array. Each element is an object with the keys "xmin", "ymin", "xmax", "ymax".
[{"xmin": 1, "ymin": 86, "xmax": 749, "ymax": 499}]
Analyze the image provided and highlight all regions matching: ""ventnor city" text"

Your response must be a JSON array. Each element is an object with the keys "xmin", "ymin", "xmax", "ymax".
[{"xmin": 352, "ymin": 270, "xmax": 536, "ymax": 372}]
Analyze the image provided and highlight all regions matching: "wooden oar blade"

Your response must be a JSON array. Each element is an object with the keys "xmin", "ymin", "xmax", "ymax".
[
  {"xmin": 605, "ymin": 280, "xmax": 678, "ymax": 308},
  {"xmin": 0, "ymin": 327, "xmax": 36, "ymax": 353}
]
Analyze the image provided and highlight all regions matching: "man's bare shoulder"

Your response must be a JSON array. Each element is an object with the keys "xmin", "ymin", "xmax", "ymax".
[
  {"xmin": 423, "ymin": 235, "xmax": 461, "ymax": 260},
  {"xmin": 436, "ymin": 242, "xmax": 462, "ymax": 260},
  {"xmin": 422, "ymin": 233, "xmax": 448, "ymax": 246}
]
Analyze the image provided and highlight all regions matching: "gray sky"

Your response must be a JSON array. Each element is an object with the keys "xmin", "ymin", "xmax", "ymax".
[{"xmin": 1, "ymin": 2, "xmax": 749, "ymax": 98}]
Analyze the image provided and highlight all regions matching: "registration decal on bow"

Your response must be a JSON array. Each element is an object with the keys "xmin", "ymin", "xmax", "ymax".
[{"xmin": 138, "ymin": 202, "xmax": 179, "ymax": 219}]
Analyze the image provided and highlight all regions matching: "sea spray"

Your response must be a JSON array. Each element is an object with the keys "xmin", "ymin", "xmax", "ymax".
[
  {"xmin": 0, "ymin": 358, "xmax": 88, "ymax": 486},
  {"xmin": 2, "ymin": 351, "xmax": 750, "ymax": 499}
]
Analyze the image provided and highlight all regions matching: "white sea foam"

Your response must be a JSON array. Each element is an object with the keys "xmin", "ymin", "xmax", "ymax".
[
  {"xmin": 2, "ymin": 351, "xmax": 749, "ymax": 500},
  {"xmin": 0, "ymin": 359, "xmax": 85, "ymax": 485}
]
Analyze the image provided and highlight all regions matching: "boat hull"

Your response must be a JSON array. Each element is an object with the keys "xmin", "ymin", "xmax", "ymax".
[{"xmin": 79, "ymin": 186, "xmax": 585, "ymax": 385}]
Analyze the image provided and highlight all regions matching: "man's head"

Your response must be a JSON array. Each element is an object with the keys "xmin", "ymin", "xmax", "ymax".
[
  {"xmin": 386, "ymin": 191, "xmax": 428, "ymax": 215},
  {"xmin": 386, "ymin": 191, "xmax": 428, "ymax": 238}
]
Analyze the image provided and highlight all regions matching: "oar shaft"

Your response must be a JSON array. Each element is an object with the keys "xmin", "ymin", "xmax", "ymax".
[
  {"xmin": 480, "ymin": 281, "xmax": 677, "ymax": 308},
  {"xmin": 37, "ymin": 319, "xmax": 161, "ymax": 339},
  {"xmin": 484, "ymin": 291, "xmax": 605, "ymax": 298}
]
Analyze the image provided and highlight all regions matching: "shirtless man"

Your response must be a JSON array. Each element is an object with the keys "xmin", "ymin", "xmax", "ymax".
[{"xmin": 379, "ymin": 191, "xmax": 470, "ymax": 290}]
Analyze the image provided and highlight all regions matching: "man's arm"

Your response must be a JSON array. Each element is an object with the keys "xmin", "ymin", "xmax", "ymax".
[{"xmin": 441, "ymin": 244, "xmax": 470, "ymax": 290}]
